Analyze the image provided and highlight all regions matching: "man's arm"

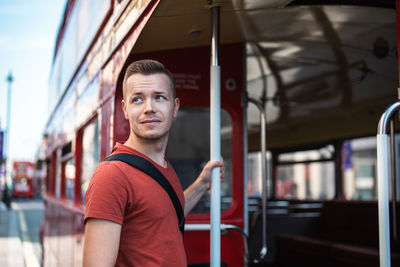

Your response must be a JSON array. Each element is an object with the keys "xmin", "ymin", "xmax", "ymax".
[
  {"xmin": 83, "ymin": 218, "xmax": 121, "ymax": 267},
  {"xmin": 184, "ymin": 160, "xmax": 223, "ymax": 216}
]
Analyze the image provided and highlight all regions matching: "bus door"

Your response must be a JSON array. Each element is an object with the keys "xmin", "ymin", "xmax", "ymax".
[{"xmin": 117, "ymin": 43, "xmax": 245, "ymax": 266}]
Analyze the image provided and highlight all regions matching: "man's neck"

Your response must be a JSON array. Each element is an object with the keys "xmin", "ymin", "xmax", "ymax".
[{"xmin": 124, "ymin": 135, "xmax": 168, "ymax": 168}]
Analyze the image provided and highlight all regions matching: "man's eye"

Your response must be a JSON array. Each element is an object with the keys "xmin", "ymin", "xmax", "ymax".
[
  {"xmin": 132, "ymin": 97, "xmax": 143, "ymax": 103},
  {"xmin": 155, "ymin": 95, "xmax": 166, "ymax": 101}
]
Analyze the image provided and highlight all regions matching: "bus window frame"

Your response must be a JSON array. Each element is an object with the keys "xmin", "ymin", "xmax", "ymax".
[
  {"xmin": 45, "ymin": 158, "xmax": 50, "ymax": 195},
  {"xmin": 340, "ymin": 135, "xmax": 389, "ymax": 201},
  {"xmin": 55, "ymin": 148, "xmax": 63, "ymax": 199},
  {"xmin": 75, "ymin": 115, "xmax": 99, "ymax": 206},
  {"xmin": 60, "ymin": 147, "xmax": 74, "ymax": 202},
  {"xmin": 47, "ymin": 150, "xmax": 58, "ymax": 196},
  {"xmin": 272, "ymin": 143, "xmax": 337, "ymax": 201},
  {"xmin": 166, "ymin": 105, "xmax": 235, "ymax": 215}
]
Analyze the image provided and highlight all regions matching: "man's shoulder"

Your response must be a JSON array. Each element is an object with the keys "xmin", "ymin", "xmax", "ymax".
[
  {"xmin": 92, "ymin": 160, "xmax": 127, "ymax": 179},
  {"xmin": 95, "ymin": 155, "xmax": 150, "ymax": 178}
]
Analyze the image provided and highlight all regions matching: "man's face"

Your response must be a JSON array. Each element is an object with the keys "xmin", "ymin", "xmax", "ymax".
[{"xmin": 122, "ymin": 73, "xmax": 179, "ymax": 142}]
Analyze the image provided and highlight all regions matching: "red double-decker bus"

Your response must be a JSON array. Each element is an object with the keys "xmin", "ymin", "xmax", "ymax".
[
  {"xmin": 12, "ymin": 161, "xmax": 34, "ymax": 198},
  {"xmin": 40, "ymin": 0, "xmax": 400, "ymax": 266}
]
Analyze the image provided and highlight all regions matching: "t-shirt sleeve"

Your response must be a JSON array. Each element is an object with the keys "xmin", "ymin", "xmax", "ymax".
[{"xmin": 84, "ymin": 162, "xmax": 129, "ymax": 225}]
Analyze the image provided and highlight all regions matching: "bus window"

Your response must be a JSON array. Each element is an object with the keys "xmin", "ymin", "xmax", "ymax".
[
  {"xmin": 61, "ymin": 142, "xmax": 75, "ymax": 201},
  {"xmin": 55, "ymin": 150, "xmax": 62, "ymax": 199},
  {"xmin": 48, "ymin": 151, "xmax": 57, "ymax": 196},
  {"xmin": 247, "ymin": 151, "xmax": 272, "ymax": 198},
  {"xmin": 166, "ymin": 106, "xmax": 233, "ymax": 213},
  {"xmin": 45, "ymin": 158, "xmax": 51, "ymax": 195},
  {"xmin": 80, "ymin": 119, "xmax": 99, "ymax": 204},
  {"xmin": 65, "ymin": 158, "xmax": 75, "ymax": 201},
  {"xmin": 275, "ymin": 145, "xmax": 335, "ymax": 200},
  {"xmin": 342, "ymin": 136, "xmax": 378, "ymax": 200}
]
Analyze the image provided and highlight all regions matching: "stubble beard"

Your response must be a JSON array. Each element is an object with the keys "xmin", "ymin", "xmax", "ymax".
[
  {"xmin": 131, "ymin": 125, "xmax": 170, "ymax": 145},
  {"xmin": 136, "ymin": 131, "xmax": 169, "ymax": 142}
]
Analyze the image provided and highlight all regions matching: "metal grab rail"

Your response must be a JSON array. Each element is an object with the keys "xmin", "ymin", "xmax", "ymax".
[
  {"xmin": 184, "ymin": 224, "xmax": 251, "ymax": 263},
  {"xmin": 247, "ymin": 97, "xmax": 268, "ymax": 262},
  {"xmin": 377, "ymin": 101, "xmax": 400, "ymax": 267},
  {"xmin": 209, "ymin": 4, "xmax": 221, "ymax": 267}
]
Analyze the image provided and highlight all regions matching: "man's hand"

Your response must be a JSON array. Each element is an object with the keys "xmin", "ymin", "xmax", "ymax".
[
  {"xmin": 197, "ymin": 159, "xmax": 224, "ymax": 190},
  {"xmin": 184, "ymin": 159, "xmax": 224, "ymax": 216}
]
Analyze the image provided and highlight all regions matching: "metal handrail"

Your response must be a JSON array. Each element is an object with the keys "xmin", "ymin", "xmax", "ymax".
[
  {"xmin": 247, "ymin": 97, "xmax": 268, "ymax": 262},
  {"xmin": 209, "ymin": 4, "xmax": 221, "ymax": 267},
  {"xmin": 378, "ymin": 102, "xmax": 400, "ymax": 134},
  {"xmin": 184, "ymin": 224, "xmax": 251, "ymax": 263},
  {"xmin": 389, "ymin": 121, "xmax": 398, "ymax": 242},
  {"xmin": 377, "ymin": 101, "xmax": 400, "ymax": 267}
]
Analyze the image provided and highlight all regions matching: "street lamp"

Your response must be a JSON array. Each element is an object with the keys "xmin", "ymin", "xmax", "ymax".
[
  {"xmin": 2, "ymin": 71, "xmax": 14, "ymax": 208},
  {"xmin": 6, "ymin": 71, "xmax": 14, "ymax": 159}
]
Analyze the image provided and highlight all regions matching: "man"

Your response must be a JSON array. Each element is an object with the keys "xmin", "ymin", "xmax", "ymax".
[{"xmin": 83, "ymin": 59, "xmax": 223, "ymax": 267}]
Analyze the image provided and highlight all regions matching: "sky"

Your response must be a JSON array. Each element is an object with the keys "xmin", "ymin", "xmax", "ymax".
[{"xmin": 0, "ymin": 0, "xmax": 66, "ymax": 162}]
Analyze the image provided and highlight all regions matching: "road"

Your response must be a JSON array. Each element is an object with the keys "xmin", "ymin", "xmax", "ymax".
[{"xmin": 0, "ymin": 198, "xmax": 43, "ymax": 267}]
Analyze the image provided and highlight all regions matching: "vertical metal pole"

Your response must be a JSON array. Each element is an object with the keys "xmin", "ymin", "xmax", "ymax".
[
  {"xmin": 390, "ymin": 120, "xmax": 397, "ymax": 241},
  {"xmin": 247, "ymin": 98, "xmax": 268, "ymax": 262},
  {"xmin": 243, "ymin": 92, "xmax": 249, "ymax": 267},
  {"xmin": 377, "ymin": 133, "xmax": 391, "ymax": 267},
  {"xmin": 377, "ymin": 101, "xmax": 400, "ymax": 267},
  {"xmin": 260, "ymin": 104, "xmax": 268, "ymax": 260},
  {"xmin": 4, "ymin": 71, "xmax": 14, "ymax": 194},
  {"xmin": 210, "ymin": 5, "xmax": 221, "ymax": 267}
]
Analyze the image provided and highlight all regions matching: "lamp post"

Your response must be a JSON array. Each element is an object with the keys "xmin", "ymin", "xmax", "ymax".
[
  {"xmin": 2, "ymin": 71, "xmax": 14, "ymax": 208},
  {"xmin": 6, "ymin": 71, "xmax": 14, "ymax": 160}
]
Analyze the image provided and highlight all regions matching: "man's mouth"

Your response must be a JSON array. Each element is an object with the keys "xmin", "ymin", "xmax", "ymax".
[{"xmin": 141, "ymin": 119, "xmax": 161, "ymax": 124}]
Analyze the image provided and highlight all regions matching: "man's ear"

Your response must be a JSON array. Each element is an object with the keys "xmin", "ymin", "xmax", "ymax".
[
  {"xmin": 121, "ymin": 99, "xmax": 128, "ymax": 120},
  {"xmin": 173, "ymin": 98, "xmax": 180, "ymax": 118}
]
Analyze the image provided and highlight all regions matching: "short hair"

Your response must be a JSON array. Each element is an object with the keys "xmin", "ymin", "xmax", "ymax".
[{"xmin": 122, "ymin": 59, "xmax": 176, "ymax": 99}]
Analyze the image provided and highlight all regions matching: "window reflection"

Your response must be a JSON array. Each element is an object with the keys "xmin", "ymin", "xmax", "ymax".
[
  {"xmin": 342, "ymin": 137, "xmax": 378, "ymax": 200},
  {"xmin": 65, "ymin": 158, "xmax": 75, "ymax": 201},
  {"xmin": 276, "ymin": 146, "xmax": 335, "ymax": 200},
  {"xmin": 81, "ymin": 120, "xmax": 99, "ymax": 203},
  {"xmin": 247, "ymin": 151, "xmax": 273, "ymax": 198},
  {"xmin": 166, "ymin": 107, "xmax": 233, "ymax": 213}
]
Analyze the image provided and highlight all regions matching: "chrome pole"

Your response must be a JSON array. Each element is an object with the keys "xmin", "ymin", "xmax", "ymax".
[
  {"xmin": 377, "ymin": 101, "xmax": 400, "ymax": 267},
  {"xmin": 243, "ymin": 93, "xmax": 249, "ymax": 266},
  {"xmin": 248, "ymin": 98, "xmax": 268, "ymax": 262},
  {"xmin": 210, "ymin": 4, "xmax": 221, "ymax": 267},
  {"xmin": 390, "ymin": 120, "xmax": 397, "ymax": 241}
]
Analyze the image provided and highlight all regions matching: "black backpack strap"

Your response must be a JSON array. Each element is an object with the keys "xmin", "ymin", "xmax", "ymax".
[{"xmin": 104, "ymin": 153, "xmax": 185, "ymax": 237}]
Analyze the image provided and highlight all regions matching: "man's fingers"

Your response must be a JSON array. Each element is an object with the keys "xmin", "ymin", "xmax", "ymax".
[
  {"xmin": 206, "ymin": 160, "xmax": 223, "ymax": 169},
  {"xmin": 207, "ymin": 160, "xmax": 224, "ymax": 180}
]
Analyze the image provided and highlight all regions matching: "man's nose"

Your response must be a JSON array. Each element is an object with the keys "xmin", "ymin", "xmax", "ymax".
[{"xmin": 143, "ymin": 99, "xmax": 155, "ymax": 113}]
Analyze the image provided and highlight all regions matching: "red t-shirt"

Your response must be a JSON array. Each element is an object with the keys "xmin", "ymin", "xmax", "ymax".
[{"xmin": 84, "ymin": 143, "xmax": 186, "ymax": 267}]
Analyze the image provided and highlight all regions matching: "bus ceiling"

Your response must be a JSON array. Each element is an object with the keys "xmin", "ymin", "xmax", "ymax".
[
  {"xmin": 132, "ymin": 0, "xmax": 397, "ymax": 150},
  {"xmin": 134, "ymin": 0, "xmax": 395, "ymax": 54}
]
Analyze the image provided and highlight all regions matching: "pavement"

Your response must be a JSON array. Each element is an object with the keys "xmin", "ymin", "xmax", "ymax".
[
  {"xmin": 0, "ymin": 201, "xmax": 25, "ymax": 267},
  {"xmin": 0, "ymin": 199, "xmax": 43, "ymax": 267}
]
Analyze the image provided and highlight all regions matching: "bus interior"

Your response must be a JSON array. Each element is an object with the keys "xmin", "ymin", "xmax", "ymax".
[{"xmin": 41, "ymin": 0, "xmax": 400, "ymax": 266}]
